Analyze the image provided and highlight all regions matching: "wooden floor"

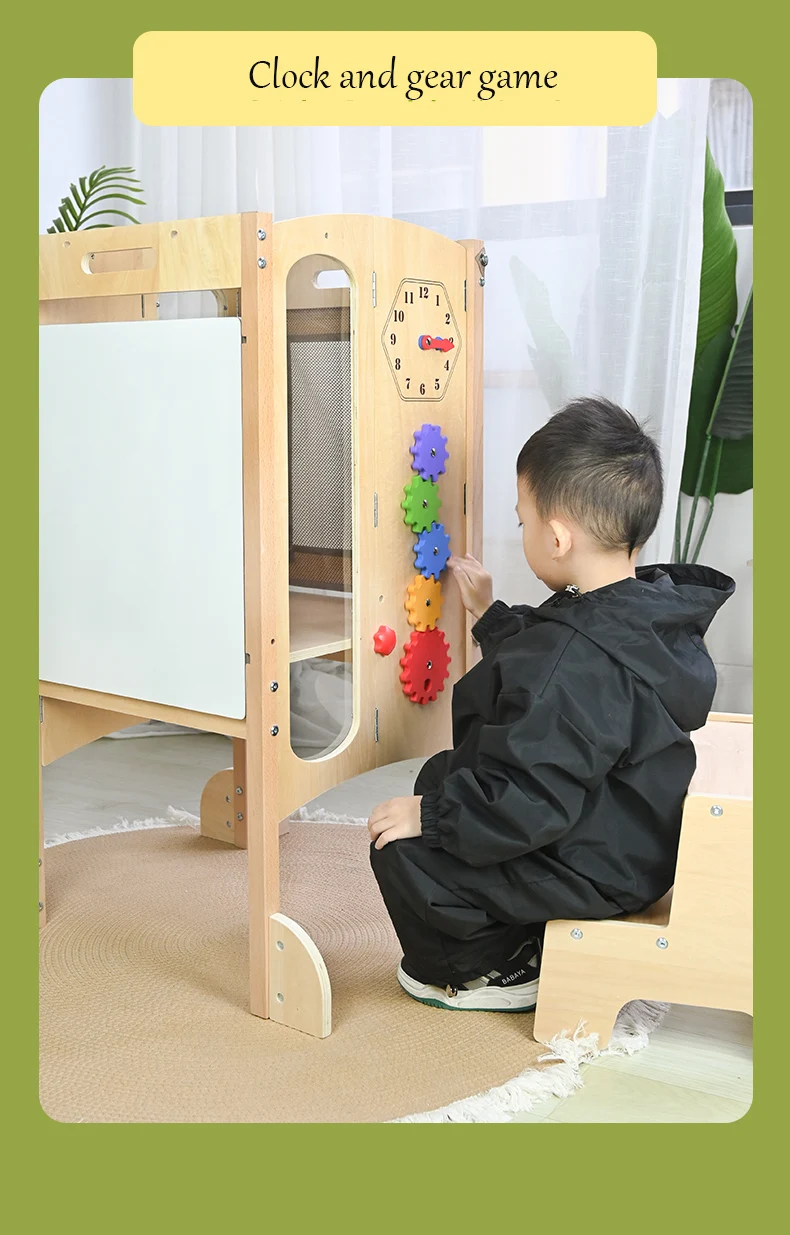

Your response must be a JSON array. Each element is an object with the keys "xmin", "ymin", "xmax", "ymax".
[{"xmin": 42, "ymin": 732, "xmax": 753, "ymax": 1123}]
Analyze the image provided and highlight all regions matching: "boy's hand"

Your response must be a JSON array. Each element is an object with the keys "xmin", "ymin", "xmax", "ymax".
[
  {"xmin": 448, "ymin": 553, "xmax": 494, "ymax": 620},
  {"xmin": 368, "ymin": 796, "xmax": 422, "ymax": 850}
]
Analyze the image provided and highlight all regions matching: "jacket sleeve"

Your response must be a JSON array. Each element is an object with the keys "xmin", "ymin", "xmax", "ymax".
[
  {"xmin": 419, "ymin": 687, "xmax": 616, "ymax": 866},
  {"xmin": 471, "ymin": 600, "xmax": 534, "ymax": 657}
]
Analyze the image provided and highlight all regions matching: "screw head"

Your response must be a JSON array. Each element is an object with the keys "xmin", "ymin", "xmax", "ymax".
[
  {"xmin": 710, "ymin": 805, "xmax": 724, "ymax": 817},
  {"xmin": 235, "ymin": 786, "xmax": 243, "ymax": 795},
  {"xmin": 270, "ymin": 725, "xmax": 279, "ymax": 736},
  {"xmin": 426, "ymin": 660, "xmax": 433, "ymax": 670},
  {"xmin": 257, "ymin": 228, "xmax": 267, "ymax": 240},
  {"xmin": 257, "ymin": 257, "xmax": 267, "ymax": 269},
  {"xmin": 570, "ymin": 927, "xmax": 583, "ymax": 940},
  {"xmin": 236, "ymin": 813, "xmax": 244, "ymax": 822},
  {"xmin": 656, "ymin": 936, "xmax": 669, "ymax": 950},
  {"xmin": 479, "ymin": 252, "xmax": 489, "ymax": 267},
  {"xmin": 225, "ymin": 795, "xmax": 230, "ymax": 803},
  {"xmin": 479, "ymin": 277, "xmax": 486, "ymax": 287},
  {"xmin": 225, "ymin": 820, "xmax": 232, "ymax": 829},
  {"xmin": 276, "ymin": 940, "xmax": 284, "ymax": 951},
  {"xmin": 276, "ymin": 992, "xmax": 284, "ymax": 1003},
  {"xmin": 270, "ymin": 681, "xmax": 279, "ymax": 692}
]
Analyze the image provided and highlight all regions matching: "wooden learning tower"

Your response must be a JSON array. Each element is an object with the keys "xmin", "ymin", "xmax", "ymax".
[{"xmin": 39, "ymin": 213, "xmax": 486, "ymax": 1038}]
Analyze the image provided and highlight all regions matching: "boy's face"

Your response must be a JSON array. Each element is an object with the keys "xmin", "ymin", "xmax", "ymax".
[{"xmin": 516, "ymin": 477, "xmax": 571, "ymax": 593}]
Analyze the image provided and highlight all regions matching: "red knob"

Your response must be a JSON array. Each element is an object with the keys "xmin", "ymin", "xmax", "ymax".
[{"xmin": 373, "ymin": 625, "xmax": 397, "ymax": 656}]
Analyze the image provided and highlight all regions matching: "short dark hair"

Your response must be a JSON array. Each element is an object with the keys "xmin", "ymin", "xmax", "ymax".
[{"xmin": 516, "ymin": 397, "xmax": 663, "ymax": 554}]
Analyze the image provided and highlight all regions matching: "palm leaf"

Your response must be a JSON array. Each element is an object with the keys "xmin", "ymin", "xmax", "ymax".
[
  {"xmin": 46, "ymin": 164, "xmax": 146, "ymax": 232},
  {"xmin": 709, "ymin": 291, "xmax": 753, "ymax": 441}
]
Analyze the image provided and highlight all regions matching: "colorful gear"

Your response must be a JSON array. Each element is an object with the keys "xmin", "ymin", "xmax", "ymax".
[
  {"xmin": 399, "ymin": 629, "xmax": 451, "ymax": 705},
  {"xmin": 405, "ymin": 575, "xmax": 443, "ymax": 631},
  {"xmin": 414, "ymin": 522, "xmax": 451, "ymax": 580},
  {"xmin": 401, "ymin": 476, "xmax": 441, "ymax": 532},
  {"xmin": 410, "ymin": 424, "xmax": 449, "ymax": 482},
  {"xmin": 372, "ymin": 625, "xmax": 397, "ymax": 656}
]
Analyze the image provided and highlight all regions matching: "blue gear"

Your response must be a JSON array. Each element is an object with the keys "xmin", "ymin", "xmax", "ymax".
[{"xmin": 414, "ymin": 522, "xmax": 451, "ymax": 580}]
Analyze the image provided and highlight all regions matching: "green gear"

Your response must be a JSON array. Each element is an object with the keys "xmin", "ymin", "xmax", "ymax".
[{"xmin": 401, "ymin": 476, "xmax": 441, "ymax": 532}]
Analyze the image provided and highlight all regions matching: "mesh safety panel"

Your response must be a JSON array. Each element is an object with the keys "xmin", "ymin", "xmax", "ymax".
[{"xmin": 287, "ymin": 307, "xmax": 352, "ymax": 591}]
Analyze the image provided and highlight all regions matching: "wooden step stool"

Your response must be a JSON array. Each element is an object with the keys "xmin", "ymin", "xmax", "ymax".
[{"xmin": 533, "ymin": 712, "xmax": 753, "ymax": 1048}]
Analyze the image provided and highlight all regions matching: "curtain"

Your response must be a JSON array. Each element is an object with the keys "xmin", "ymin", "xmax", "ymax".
[
  {"xmin": 708, "ymin": 78, "xmax": 753, "ymax": 191},
  {"xmin": 40, "ymin": 79, "xmax": 710, "ymax": 603}
]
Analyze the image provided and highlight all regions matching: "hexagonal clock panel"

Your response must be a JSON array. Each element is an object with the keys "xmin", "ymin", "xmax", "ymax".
[{"xmin": 382, "ymin": 279, "xmax": 462, "ymax": 401}]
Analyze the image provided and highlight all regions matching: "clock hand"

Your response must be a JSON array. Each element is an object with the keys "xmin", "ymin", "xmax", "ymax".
[{"xmin": 418, "ymin": 335, "xmax": 455, "ymax": 352}]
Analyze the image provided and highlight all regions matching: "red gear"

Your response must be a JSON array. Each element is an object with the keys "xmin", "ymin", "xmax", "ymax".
[{"xmin": 399, "ymin": 629, "xmax": 451, "ymax": 705}]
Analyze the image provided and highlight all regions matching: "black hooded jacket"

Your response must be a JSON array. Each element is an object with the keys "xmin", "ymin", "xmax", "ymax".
[{"xmin": 418, "ymin": 564, "xmax": 735, "ymax": 915}]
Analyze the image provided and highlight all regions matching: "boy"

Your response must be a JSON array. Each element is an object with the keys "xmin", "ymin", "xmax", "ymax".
[{"xmin": 368, "ymin": 398, "xmax": 734, "ymax": 1012}]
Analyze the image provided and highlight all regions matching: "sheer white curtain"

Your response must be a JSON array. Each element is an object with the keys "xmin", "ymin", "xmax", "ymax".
[
  {"xmin": 40, "ymin": 79, "xmax": 710, "ymax": 604},
  {"xmin": 708, "ymin": 78, "xmax": 753, "ymax": 191}
]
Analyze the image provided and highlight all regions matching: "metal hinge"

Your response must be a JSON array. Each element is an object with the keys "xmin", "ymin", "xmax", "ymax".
[
  {"xmin": 464, "ymin": 280, "xmax": 467, "ymax": 312},
  {"xmin": 372, "ymin": 272, "xmax": 377, "ymax": 308},
  {"xmin": 373, "ymin": 492, "xmax": 379, "ymax": 528},
  {"xmin": 374, "ymin": 708, "xmax": 379, "ymax": 743}
]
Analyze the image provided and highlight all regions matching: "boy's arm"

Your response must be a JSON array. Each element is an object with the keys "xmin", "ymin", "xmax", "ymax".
[
  {"xmin": 419, "ymin": 687, "xmax": 617, "ymax": 867},
  {"xmin": 471, "ymin": 601, "xmax": 534, "ymax": 657}
]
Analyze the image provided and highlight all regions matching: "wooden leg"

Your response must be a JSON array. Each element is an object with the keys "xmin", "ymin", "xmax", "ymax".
[{"xmin": 533, "ymin": 923, "xmax": 630, "ymax": 1050}]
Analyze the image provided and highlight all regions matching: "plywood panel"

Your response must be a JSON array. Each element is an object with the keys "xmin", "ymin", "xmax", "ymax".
[{"xmin": 40, "ymin": 317, "xmax": 246, "ymax": 718}]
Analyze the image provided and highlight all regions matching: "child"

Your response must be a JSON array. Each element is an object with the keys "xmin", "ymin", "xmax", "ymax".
[{"xmin": 368, "ymin": 397, "xmax": 734, "ymax": 1012}]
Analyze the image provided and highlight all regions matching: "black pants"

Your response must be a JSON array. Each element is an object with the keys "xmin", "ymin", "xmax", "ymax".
[{"xmin": 369, "ymin": 759, "xmax": 541, "ymax": 986}]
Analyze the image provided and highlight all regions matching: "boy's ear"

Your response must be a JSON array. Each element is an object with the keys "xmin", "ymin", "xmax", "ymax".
[{"xmin": 548, "ymin": 518, "xmax": 573, "ymax": 560}]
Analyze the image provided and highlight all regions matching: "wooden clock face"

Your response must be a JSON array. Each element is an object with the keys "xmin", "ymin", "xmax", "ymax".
[{"xmin": 382, "ymin": 279, "xmax": 462, "ymax": 401}]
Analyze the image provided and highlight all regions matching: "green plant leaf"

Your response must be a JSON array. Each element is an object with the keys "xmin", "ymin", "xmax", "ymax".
[
  {"xmin": 695, "ymin": 144, "xmax": 738, "ymax": 361},
  {"xmin": 47, "ymin": 164, "xmax": 146, "ymax": 234},
  {"xmin": 80, "ymin": 210, "xmax": 142, "ymax": 226},
  {"xmin": 710, "ymin": 291, "xmax": 753, "ymax": 441},
  {"xmin": 510, "ymin": 255, "xmax": 576, "ymax": 410},
  {"xmin": 680, "ymin": 326, "xmax": 733, "ymax": 494}
]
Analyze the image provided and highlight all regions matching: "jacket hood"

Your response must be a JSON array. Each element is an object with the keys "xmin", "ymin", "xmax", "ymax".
[{"xmin": 535, "ymin": 563, "xmax": 735, "ymax": 731}]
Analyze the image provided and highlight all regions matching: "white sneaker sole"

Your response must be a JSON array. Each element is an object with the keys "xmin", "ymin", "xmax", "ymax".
[{"xmin": 397, "ymin": 962, "xmax": 538, "ymax": 1012}]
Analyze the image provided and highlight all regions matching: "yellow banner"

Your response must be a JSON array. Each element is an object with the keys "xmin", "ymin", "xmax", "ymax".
[{"xmin": 134, "ymin": 30, "xmax": 656, "ymax": 126}]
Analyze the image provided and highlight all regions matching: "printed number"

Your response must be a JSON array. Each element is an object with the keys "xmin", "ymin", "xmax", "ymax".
[
  {"xmin": 445, "ymin": 313, "xmax": 451, "ymax": 325},
  {"xmin": 395, "ymin": 310, "xmax": 404, "ymax": 323},
  {"xmin": 448, "ymin": 337, "xmax": 454, "ymax": 344},
  {"xmin": 405, "ymin": 291, "xmax": 414, "ymax": 304},
  {"xmin": 434, "ymin": 378, "xmax": 440, "ymax": 391},
  {"xmin": 395, "ymin": 358, "xmax": 401, "ymax": 370},
  {"xmin": 420, "ymin": 382, "xmax": 426, "ymax": 395},
  {"xmin": 406, "ymin": 378, "xmax": 411, "ymax": 390},
  {"xmin": 420, "ymin": 286, "xmax": 429, "ymax": 298},
  {"xmin": 436, "ymin": 294, "xmax": 440, "ymax": 306},
  {"xmin": 390, "ymin": 333, "xmax": 396, "ymax": 345},
  {"xmin": 444, "ymin": 360, "xmax": 450, "ymax": 371}
]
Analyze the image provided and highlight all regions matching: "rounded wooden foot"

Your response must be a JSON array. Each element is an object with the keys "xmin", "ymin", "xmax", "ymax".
[{"xmin": 269, "ymin": 913, "xmax": 332, "ymax": 1039}]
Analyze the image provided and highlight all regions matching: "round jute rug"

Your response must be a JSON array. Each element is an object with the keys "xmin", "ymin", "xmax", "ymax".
[{"xmin": 40, "ymin": 823, "xmax": 557, "ymax": 1123}]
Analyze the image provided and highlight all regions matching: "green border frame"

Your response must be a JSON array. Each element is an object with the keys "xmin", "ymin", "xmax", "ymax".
[{"xmin": 6, "ymin": 0, "xmax": 776, "ymax": 1223}]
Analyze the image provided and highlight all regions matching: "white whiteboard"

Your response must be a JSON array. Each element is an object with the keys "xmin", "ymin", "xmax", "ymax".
[{"xmin": 40, "ymin": 318, "xmax": 246, "ymax": 719}]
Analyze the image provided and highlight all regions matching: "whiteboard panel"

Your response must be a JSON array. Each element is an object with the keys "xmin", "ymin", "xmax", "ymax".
[{"xmin": 40, "ymin": 318, "xmax": 246, "ymax": 719}]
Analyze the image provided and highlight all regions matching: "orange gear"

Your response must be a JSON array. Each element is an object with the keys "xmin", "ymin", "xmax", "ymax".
[
  {"xmin": 399, "ymin": 629, "xmax": 451, "ymax": 705},
  {"xmin": 405, "ymin": 575, "xmax": 443, "ymax": 631}
]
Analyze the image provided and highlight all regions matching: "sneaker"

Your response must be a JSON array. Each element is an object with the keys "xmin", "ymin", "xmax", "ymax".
[{"xmin": 397, "ymin": 939, "xmax": 541, "ymax": 1012}]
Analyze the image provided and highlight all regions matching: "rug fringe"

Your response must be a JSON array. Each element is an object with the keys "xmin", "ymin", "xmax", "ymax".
[
  {"xmin": 391, "ymin": 999, "xmax": 668, "ymax": 1122},
  {"xmin": 288, "ymin": 806, "xmax": 367, "ymax": 826},
  {"xmin": 44, "ymin": 807, "xmax": 199, "ymax": 848}
]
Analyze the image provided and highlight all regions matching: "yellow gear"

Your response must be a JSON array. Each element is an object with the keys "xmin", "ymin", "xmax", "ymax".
[{"xmin": 405, "ymin": 574, "xmax": 443, "ymax": 631}]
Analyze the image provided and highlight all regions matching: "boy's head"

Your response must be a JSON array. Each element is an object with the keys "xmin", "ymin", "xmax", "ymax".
[{"xmin": 516, "ymin": 398, "xmax": 663, "ymax": 592}]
